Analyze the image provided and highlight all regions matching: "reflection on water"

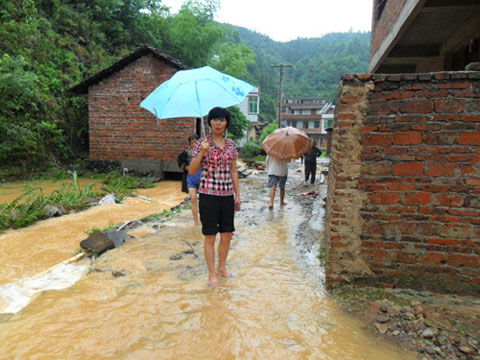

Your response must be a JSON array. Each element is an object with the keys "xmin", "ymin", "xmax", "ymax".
[{"xmin": 0, "ymin": 193, "xmax": 415, "ymax": 359}]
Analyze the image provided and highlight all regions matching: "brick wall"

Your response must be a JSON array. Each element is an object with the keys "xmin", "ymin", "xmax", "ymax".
[
  {"xmin": 370, "ymin": 0, "xmax": 408, "ymax": 60},
  {"xmin": 326, "ymin": 71, "xmax": 480, "ymax": 295},
  {"xmin": 89, "ymin": 54, "xmax": 195, "ymax": 162}
]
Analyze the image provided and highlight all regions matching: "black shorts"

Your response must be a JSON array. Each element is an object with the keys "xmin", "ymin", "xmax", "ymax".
[{"xmin": 199, "ymin": 193, "xmax": 235, "ymax": 235}]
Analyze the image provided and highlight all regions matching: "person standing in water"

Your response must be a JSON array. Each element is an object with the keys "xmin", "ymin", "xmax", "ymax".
[
  {"xmin": 185, "ymin": 134, "xmax": 202, "ymax": 226},
  {"xmin": 266, "ymin": 155, "xmax": 288, "ymax": 210},
  {"xmin": 304, "ymin": 139, "xmax": 321, "ymax": 185},
  {"xmin": 189, "ymin": 107, "xmax": 240, "ymax": 286}
]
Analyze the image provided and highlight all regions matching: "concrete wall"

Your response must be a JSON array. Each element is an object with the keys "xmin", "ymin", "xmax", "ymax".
[
  {"xmin": 88, "ymin": 54, "xmax": 196, "ymax": 174},
  {"xmin": 326, "ymin": 71, "xmax": 480, "ymax": 295}
]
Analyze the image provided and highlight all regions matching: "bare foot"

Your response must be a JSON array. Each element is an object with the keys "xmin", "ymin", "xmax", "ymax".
[
  {"xmin": 217, "ymin": 268, "xmax": 234, "ymax": 278},
  {"xmin": 280, "ymin": 202, "xmax": 287, "ymax": 207},
  {"xmin": 208, "ymin": 274, "xmax": 219, "ymax": 286},
  {"xmin": 268, "ymin": 204, "xmax": 274, "ymax": 210}
]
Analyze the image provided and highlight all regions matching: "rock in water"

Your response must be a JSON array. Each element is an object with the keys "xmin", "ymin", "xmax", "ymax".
[
  {"xmin": 99, "ymin": 194, "xmax": 116, "ymax": 205},
  {"xmin": 44, "ymin": 204, "xmax": 66, "ymax": 217},
  {"xmin": 105, "ymin": 229, "xmax": 127, "ymax": 247},
  {"xmin": 80, "ymin": 231, "xmax": 115, "ymax": 255}
]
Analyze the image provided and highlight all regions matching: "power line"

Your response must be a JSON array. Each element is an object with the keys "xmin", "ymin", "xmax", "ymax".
[{"xmin": 271, "ymin": 64, "xmax": 293, "ymax": 127}]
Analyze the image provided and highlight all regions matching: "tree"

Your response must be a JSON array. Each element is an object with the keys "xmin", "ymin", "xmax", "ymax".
[
  {"xmin": 258, "ymin": 121, "xmax": 278, "ymax": 143},
  {"xmin": 226, "ymin": 106, "xmax": 249, "ymax": 141},
  {"xmin": 164, "ymin": 0, "xmax": 222, "ymax": 67}
]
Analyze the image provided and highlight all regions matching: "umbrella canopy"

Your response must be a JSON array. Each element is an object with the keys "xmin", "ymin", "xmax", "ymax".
[
  {"xmin": 140, "ymin": 66, "xmax": 255, "ymax": 120},
  {"xmin": 261, "ymin": 127, "xmax": 311, "ymax": 160}
]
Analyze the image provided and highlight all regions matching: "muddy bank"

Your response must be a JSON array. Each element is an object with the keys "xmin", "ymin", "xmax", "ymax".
[{"xmin": 331, "ymin": 285, "xmax": 480, "ymax": 360}]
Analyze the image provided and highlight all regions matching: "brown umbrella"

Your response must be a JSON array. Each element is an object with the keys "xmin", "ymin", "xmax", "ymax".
[{"xmin": 261, "ymin": 127, "xmax": 311, "ymax": 160}]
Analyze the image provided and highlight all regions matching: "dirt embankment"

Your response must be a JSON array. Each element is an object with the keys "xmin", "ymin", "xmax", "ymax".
[{"xmin": 331, "ymin": 285, "xmax": 480, "ymax": 360}]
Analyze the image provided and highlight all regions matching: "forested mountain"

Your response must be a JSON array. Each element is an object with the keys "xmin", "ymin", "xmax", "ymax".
[
  {"xmin": 222, "ymin": 25, "xmax": 371, "ymax": 121},
  {"xmin": 0, "ymin": 0, "xmax": 370, "ymax": 171}
]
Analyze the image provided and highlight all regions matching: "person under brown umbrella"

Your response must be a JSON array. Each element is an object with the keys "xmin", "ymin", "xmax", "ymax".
[
  {"xmin": 266, "ymin": 155, "xmax": 289, "ymax": 210},
  {"xmin": 262, "ymin": 127, "xmax": 311, "ymax": 209}
]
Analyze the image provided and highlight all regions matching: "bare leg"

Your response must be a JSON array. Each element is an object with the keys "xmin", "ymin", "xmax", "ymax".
[
  {"xmin": 269, "ymin": 186, "xmax": 276, "ymax": 209},
  {"xmin": 280, "ymin": 188, "xmax": 287, "ymax": 206},
  {"xmin": 204, "ymin": 235, "xmax": 218, "ymax": 284},
  {"xmin": 188, "ymin": 187, "xmax": 199, "ymax": 225},
  {"xmin": 217, "ymin": 232, "xmax": 233, "ymax": 276}
]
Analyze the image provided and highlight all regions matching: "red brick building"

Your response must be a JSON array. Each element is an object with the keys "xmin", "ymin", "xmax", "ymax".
[
  {"xmin": 324, "ymin": 1, "xmax": 480, "ymax": 294},
  {"xmin": 72, "ymin": 45, "xmax": 198, "ymax": 176}
]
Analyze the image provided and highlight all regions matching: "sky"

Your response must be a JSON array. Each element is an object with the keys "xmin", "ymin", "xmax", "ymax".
[{"xmin": 161, "ymin": 0, "xmax": 373, "ymax": 42}]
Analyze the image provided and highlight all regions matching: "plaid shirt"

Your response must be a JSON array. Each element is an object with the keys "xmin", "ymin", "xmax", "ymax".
[{"xmin": 192, "ymin": 135, "xmax": 238, "ymax": 196}]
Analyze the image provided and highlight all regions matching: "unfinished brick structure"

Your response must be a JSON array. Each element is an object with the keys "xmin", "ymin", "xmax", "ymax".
[
  {"xmin": 72, "ymin": 46, "xmax": 196, "ymax": 176},
  {"xmin": 325, "ymin": 71, "xmax": 480, "ymax": 294}
]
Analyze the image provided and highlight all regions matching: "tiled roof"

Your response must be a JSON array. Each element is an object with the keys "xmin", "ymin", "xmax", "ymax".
[{"xmin": 70, "ymin": 45, "xmax": 188, "ymax": 94}]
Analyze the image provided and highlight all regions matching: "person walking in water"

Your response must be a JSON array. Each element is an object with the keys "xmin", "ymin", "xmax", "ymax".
[
  {"xmin": 185, "ymin": 134, "xmax": 202, "ymax": 225},
  {"xmin": 188, "ymin": 107, "xmax": 240, "ymax": 286},
  {"xmin": 304, "ymin": 139, "xmax": 321, "ymax": 185},
  {"xmin": 178, "ymin": 134, "xmax": 202, "ymax": 225},
  {"xmin": 266, "ymin": 155, "xmax": 288, "ymax": 210}
]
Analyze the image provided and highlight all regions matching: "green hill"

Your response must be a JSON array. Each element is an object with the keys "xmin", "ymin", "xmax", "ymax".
[{"xmin": 221, "ymin": 24, "xmax": 371, "ymax": 122}]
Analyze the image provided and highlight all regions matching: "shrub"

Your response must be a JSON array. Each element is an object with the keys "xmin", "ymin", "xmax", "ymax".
[{"xmin": 239, "ymin": 141, "xmax": 262, "ymax": 159}]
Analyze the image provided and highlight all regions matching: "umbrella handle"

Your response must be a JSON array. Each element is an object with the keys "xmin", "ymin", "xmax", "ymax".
[{"xmin": 201, "ymin": 116, "xmax": 206, "ymax": 138}]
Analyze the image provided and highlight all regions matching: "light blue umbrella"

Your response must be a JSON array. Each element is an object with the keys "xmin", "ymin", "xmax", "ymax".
[{"xmin": 140, "ymin": 66, "xmax": 255, "ymax": 122}]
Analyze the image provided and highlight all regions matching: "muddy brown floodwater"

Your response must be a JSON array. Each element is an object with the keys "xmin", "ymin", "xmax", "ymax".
[
  {"xmin": 0, "ymin": 166, "xmax": 417, "ymax": 359},
  {"xmin": 0, "ymin": 181, "xmax": 186, "ymax": 286},
  {"xmin": 0, "ymin": 178, "xmax": 104, "ymax": 204}
]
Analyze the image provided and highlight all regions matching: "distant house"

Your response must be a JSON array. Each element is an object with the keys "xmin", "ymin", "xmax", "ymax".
[
  {"xmin": 281, "ymin": 97, "xmax": 335, "ymax": 149},
  {"xmin": 371, "ymin": 0, "xmax": 480, "ymax": 73},
  {"xmin": 237, "ymin": 87, "xmax": 260, "ymax": 146},
  {"xmin": 246, "ymin": 120, "xmax": 268, "ymax": 143},
  {"xmin": 71, "ymin": 45, "xmax": 199, "ymax": 177}
]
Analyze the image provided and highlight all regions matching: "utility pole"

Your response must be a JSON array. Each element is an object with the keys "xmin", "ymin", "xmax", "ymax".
[{"xmin": 271, "ymin": 64, "xmax": 292, "ymax": 128}]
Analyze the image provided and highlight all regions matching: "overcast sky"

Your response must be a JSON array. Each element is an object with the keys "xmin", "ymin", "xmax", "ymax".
[{"xmin": 161, "ymin": 0, "xmax": 373, "ymax": 42}]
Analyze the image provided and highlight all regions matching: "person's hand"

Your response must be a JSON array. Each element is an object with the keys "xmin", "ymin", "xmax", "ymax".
[
  {"xmin": 234, "ymin": 197, "xmax": 241, "ymax": 211},
  {"xmin": 200, "ymin": 139, "xmax": 210, "ymax": 154}
]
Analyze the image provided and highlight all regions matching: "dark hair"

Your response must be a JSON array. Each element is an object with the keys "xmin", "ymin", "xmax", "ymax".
[
  {"xmin": 188, "ymin": 134, "xmax": 199, "ymax": 142},
  {"xmin": 207, "ymin": 107, "xmax": 230, "ymax": 128}
]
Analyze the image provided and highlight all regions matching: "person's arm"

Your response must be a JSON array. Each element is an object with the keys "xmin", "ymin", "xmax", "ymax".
[
  {"xmin": 231, "ymin": 159, "xmax": 241, "ymax": 210},
  {"xmin": 188, "ymin": 139, "xmax": 209, "ymax": 174}
]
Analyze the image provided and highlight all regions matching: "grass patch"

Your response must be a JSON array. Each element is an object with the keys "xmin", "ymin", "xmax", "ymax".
[
  {"xmin": 85, "ymin": 222, "xmax": 117, "ymax": 235},
  {"xmin": 141, "ymin": 208, "xmax": 176, "ymax": 222},
  {"xmin": 317, "ymin": 246, "xmax": 327, "ymax": 260},
  {"xmin": 253, "ymin": 155, "xmax": 266, "ymax": 162},
  {"xmin": 101, "ymin": 173, "xmax": 154, "ymax": 200},
  {"xmin": 141, "ymin": 205, "xmax": 190, "ymax": 222},
  {"xmin": 0, "ymin": 170, "xmax": 155, "ymax": 232},
  {"xmin": 334, "ymin": 286, "xmax": 411, "ymax": 307}
]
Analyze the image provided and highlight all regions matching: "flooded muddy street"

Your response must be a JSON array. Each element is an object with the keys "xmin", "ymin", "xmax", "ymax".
[{"xmin": 0, "ymin": 163, "xmax": 416, "ymax": 359}]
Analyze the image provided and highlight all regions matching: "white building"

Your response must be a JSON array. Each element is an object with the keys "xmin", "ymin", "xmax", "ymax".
[{"xmin": 237, "ymin": 87, "xmax": 259, "ymax": 146}]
